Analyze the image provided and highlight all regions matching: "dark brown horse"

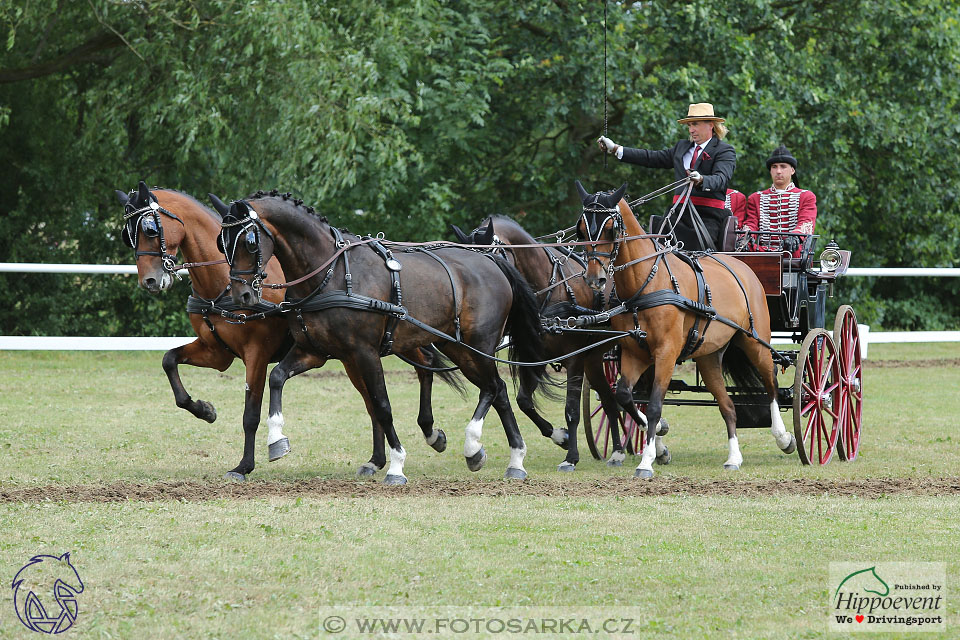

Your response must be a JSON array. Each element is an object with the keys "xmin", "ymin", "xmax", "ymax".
[
  {"xmin": 574, "ymin": 182, "xmax": 796, "ymax": 478},
  {"xmin": 117, "ymin": 182, "xmax": 447, "ymax": 480},
  {"xmin": 216, "ymin": 194, "xmax": 549, "ymax": 484},
  {"xmin": 451, "ymin": 216, "xmax": 671, "ymax": 470}
]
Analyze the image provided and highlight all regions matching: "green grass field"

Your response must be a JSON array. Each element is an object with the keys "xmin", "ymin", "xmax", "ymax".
[{"xmin": 0, "ymin": 343, "xmax": 958, "ymax": 638}]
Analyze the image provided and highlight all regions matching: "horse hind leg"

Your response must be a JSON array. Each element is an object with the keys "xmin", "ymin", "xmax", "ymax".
[
  {"xmin": 410, "ymin": 349, "xmax": 446, "ymax": 453},
  {"xmin": 736, "ymin": 335, "xmax": 795, "ymax": 454},
  {"xmin": 696, "ymin": 351, "xmax": 743, "ymax": 470}
]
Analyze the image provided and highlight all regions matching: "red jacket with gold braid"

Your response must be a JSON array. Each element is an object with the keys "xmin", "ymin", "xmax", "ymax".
[{"xmin": 743, "ymin": 184, "xmax": 817, "ymax": 253}]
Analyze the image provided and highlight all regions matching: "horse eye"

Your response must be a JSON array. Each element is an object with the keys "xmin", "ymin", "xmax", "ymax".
[
  {"xmin": 141, "ymin": 216, "xmax": 159, "ymax": 237},
  {"xmin": 245, "ymin": 230, "xmax": 258, "ymax": 253}
]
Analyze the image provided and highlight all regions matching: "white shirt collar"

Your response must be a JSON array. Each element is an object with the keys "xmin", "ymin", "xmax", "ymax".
[{"xmin": 771, "ymin": 182, "xmax": 795, "ymax": 193}]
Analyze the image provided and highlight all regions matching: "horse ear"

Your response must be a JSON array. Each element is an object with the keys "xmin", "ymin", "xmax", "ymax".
[
  {"xmin": 575, "ymin": 180, "xmax": 590, "ymax": 203},
  {"xmin": 208, "ymin": 193, "xmax": 231, "ymax": 216},
  {"xmin": 450, "ymin": 224, "xmax": 470, "ymax": 243},
  {"xmin": 612, "ymin": 182, "xmax": 628, "ymax": 203},
  {"xmin": 476, "ymin": 219, "xmax": 495, "ymax": 244},
  {"xmin": 115, "ymin": 190, "xmax": 130, "ymax": 205},
  {"xmin": 137, "ymin": 181, "xmax": 151, "ymax": 204}
]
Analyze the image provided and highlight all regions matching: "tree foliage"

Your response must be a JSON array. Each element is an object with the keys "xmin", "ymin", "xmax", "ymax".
[{"xmin": 1, "ymin": 0, "xmax": 958, "ymax": 335}]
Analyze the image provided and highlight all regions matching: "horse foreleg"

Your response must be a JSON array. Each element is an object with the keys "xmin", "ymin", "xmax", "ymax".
[
  {"xmin": 267, "ymin": 344, "xmax": 326, "ymax": 464},
  {"xmin": 410, "ymin": 349, "xmax": 446, "ymax": 453},
  {"xmin": 161, "ymin": 339, "xmax": 233, "ymax": 423},
  {"xmin": 625, "ymin": 353, "xmax": 669, "ymax": 480},
  {"xmin": 556, "ymin": 360, "xmax": 586, "ymax": 472},
  {"xmin": 347, "ymin": 350, "xmax": 407, "ymax": 485},
  {"xmin": 696, "ymin": 351, "xmax": 742, "ymax": 470},
  {"xmin": 225, "ymin": 353, "xmax": 272, "ymax": 481}
]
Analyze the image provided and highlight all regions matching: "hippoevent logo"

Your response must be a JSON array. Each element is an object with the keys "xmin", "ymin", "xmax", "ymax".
[
  {"xmin": 11, "ymin": 552, "xmax": 84, "ymax": 634},
  {"xmin": 829, "ymin": 562, "xmax": 945, "ymax": 633}
]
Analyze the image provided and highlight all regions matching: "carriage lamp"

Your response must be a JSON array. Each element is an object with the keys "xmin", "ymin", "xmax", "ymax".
[{"xmin": 819, "ymin": 241, "xmax": 842, "ymax": 272}]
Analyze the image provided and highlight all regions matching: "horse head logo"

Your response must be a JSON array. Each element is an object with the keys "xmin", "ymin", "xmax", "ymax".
[
  {"xmin": 835, "ymin": 566, "xmax": 890, "ymax": 598},
  {"xmin": 11, "ymin": 552, "xmax": 84, "ymax": 634}
]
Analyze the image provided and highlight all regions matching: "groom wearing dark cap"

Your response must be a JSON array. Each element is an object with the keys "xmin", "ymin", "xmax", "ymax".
[{"xmin": 743, "ymin": 144, "xmax": 818, "ymax": 256}]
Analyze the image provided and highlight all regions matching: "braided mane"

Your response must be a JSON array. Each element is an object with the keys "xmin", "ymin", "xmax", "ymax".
[{"xmin": 244, "ymin": 188, "xmax": 328, "ymax": 224}]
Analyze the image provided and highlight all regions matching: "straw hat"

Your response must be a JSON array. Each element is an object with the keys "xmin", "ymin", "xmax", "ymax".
[{"xmin": 677, "ymin": 103, "xmax": 725, "ymax": 124}]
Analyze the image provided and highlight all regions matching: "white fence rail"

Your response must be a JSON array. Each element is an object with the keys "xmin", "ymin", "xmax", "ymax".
[{"xmin": 1, "ymin": 263, "xmax": 959, "ymax": 352}]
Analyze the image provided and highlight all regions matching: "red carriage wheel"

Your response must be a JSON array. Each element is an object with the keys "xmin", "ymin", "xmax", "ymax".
[
  {"xmin": 833, "ymin": 305, "xmax": 863, "ymax": 461},
  {"xmin": 582, "ymin": 353, "xmax": 646, "ymax": 460},
  {"xmin": 793, "ymin": 329, "xmax": 842, "ymax": 465}
]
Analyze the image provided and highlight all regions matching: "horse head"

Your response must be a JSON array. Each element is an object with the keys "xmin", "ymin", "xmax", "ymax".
[
  {"xmin": 574, "ymin": 180, "xmax": 627, "ymax": 292},
  {"xmin": 114, "ymin": 180, "xmax": 185, "ymax": 293},
  {"xmin": 12, "ymin": 552, "xmax": 84, "ymax": 633},
  {"xmin": 212, "ymin": 195, "xmax": 275, "ymax": 307}
]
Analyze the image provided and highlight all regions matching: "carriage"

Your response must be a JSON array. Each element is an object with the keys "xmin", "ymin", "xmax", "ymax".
[{"xmin": 579, "ymin": 223, "xmax": 863, "ymax": 466}]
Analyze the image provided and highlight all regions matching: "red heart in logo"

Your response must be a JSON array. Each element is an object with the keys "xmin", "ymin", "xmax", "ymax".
[{"xmin": 856, "ymin": 615, "xmax": 864, "ymax": 623}]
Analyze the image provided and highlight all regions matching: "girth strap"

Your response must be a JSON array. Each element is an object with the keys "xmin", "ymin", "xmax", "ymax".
[{"xmin": 409, "ymin": 247, "xmax": 463, "ymax": 342}]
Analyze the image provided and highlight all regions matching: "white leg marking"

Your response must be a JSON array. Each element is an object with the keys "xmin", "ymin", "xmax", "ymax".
[
  {"xmin": 508, "ymin": 445, "xmax": 527, "ymax": 472},
  {"xmin": 608, "ymin": 450, "xmax": 626, "ymax": 464},
  {"xmin": 386, "ymin": 446, "xmax": 406, "ymax": 479},
  {"xmin": 267, "ymin": 412, "xmax": 287, "ymax": 445},
  {"xmin": 655, "ymin": 435, "xmax": 666, "ymax": 457},
  {"xmin": 464, "ymin": 418, "xmax": 484, "ymax": 457},
  {"xmin": 769, "ymin": 400, "xmax": 793, "ymax": 449},
  {"xmin": 425, "ymin": 430, "xmax": 439, "ymax": 446},
  {"xmin": 636, "ymin": 436, "xmax": 656, "ymax": 472},
  {"xmin": 725, "ymin": 436, "xmax": 743, "ymax": 468},
  {"xmin": 550, "ymin": 429, "xmax": 566, "ymax": 445}
]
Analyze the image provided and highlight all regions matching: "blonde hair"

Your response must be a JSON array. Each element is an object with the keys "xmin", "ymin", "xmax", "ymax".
[{"xmin": 713, "ymin": 121, "xmax": 728, "ymax": 139}]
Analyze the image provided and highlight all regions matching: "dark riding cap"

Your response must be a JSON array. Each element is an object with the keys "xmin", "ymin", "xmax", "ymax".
[{"xmin": 766, "ymin": 144, "xmax": 797, "ymax": 170}]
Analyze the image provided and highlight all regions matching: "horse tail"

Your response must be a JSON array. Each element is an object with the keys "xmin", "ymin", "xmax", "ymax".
[
  {"xmin": 722, "ymin": 343, "xmax": 772, "ymax": 428},
  {"xmin": 422, "ymin": 345, "xmax": 467, "ymax": 397},
  {"xmin": 491, "ymin": 256, "xmax": 555, "ymax": 402}
]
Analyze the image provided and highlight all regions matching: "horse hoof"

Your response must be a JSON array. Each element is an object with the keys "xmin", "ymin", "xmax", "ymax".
[
  {"xmin": 504, "ymin": 467, "xmax": 527, "ymax": 480},
  {"xmin": 606, "ymin": 458, "xmax": 623, "ymax": 468},
  {"xmin": 383, "ymin": 474, "xmax": 408, "ymax": 486},
  {"xmin": 198, "ymin": 400, "xmax": 217, "ymax": 423},
  {"xmin": 634, "ymin": 468, "xmax": 654, "ymax": 480},
  {"xmin": 430, "ymin": 429, "xmax": 447, "ymax": 453},
  {"xmin": 224, "ymin": 471, "xmax": 246, "ymax": 482},
  {"xmin": 656, "ymin": 417, "xmax": 669, "ymax": 436},
  {"xmin": 557, "ymin": 461, "xmax": 576, "ymax": 472},
  {"xmin": 781, "ymin": 434, "xmax": 797, "ymax": 455},
  {"xmin": 465, "ymin": 447, "xmax": 487, "ymax": 472},
  {"xmin": 552, "ymin": 428, "xmax": 570, "ymax": 450},
  {"xmin": 723, "ymin": 463, "xmax": 741, "ymax": 471},
  {"xmin": 268, "ymin": 437, "xmax": 291, "ymax": 462},
  {"xmin": 656, "ymin": 446, "xmax": 672, "ymax": 465},
  {"xmin": 356, "ymin": 463, "xmax": 379, "ymax": 477}
]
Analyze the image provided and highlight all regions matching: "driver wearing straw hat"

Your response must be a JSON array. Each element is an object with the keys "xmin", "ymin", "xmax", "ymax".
[{"xmin": 597, "ymin": 103, "xmax": 736, "ymax": 251}]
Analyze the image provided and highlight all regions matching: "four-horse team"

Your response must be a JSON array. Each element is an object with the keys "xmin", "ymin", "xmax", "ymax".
[{"xmin": 117, "ymin": 102, "xmax": 862, "ymax": 484}]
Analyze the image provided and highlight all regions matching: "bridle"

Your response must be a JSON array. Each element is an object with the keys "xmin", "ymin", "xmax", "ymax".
[
  {"xmin": 122, "ymin": 196, "xmax": 185, "ymax": 278},
  {"xmin": 579, "ymin": 198, "xmax": 624, "ymax": 281},
  {"xmin": 219, "ymin": 202, "xmax": 275, "ymax": 300}
]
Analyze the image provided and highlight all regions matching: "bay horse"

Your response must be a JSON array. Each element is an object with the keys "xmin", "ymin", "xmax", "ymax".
[
  {"xmin": 451, "ymin": 216, "xmax": 670, "ymax": 470},
  {"xmin": 116, "ymin": 182, "xmax": 292, "ymax": 480},
  {"xmin": 117, "ymin": 182, "xmax": 447, "ymax": 480},
  {"xmin": 215, "ymin": 193, "xmax": 549, "ymax": 484},
  {"xmin": 574, "ymin": 181, "xmax": 796, "ymax": 478}
]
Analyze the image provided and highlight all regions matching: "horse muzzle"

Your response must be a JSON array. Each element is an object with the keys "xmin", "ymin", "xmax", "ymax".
[
  {"xmin": 585, "ymin": 273, "xmax": 606, "ymax": 292},
  {"xmin": 140, "ymin": 272, "xmax": 172, "ymax": 293}
]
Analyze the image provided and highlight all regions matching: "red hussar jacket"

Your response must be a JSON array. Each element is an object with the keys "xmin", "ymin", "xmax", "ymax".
[
  {"xmin": 743, "ymin": 184, "xmax": 817, "ymax": 255},
  {"xmin": 725, "ymin": 188, "xmax": 747, "ymax": 227}
]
